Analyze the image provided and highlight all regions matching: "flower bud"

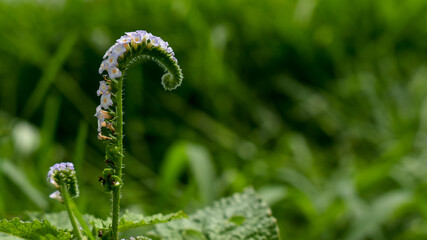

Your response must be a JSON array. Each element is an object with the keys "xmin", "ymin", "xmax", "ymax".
[{"xmin": 47, "ymin": 162, "xmax": 79, "ymax": 199}]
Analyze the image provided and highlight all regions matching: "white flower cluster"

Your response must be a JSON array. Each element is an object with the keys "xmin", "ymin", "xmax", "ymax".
[
  {"xmin": 98, "ymin": 30, "xmax": 177, "ymax": 80},
  {"xmin": 95, "ymin": 81, "xmax": 113, "ymax": 134}
]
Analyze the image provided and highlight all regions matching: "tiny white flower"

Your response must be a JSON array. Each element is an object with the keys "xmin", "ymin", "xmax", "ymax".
[
  {"xmin": 166, "ymin": 47, "xmax": 173, "ymax": 54},
  {"xmin": 106, "ymin": 55, "xmax": 118, "ymax": 67},
  {"xmin": 49, "ymin": 190, "xmax": 63, "ymax": 202},
  {"xmin": 97, "ymin": 81, "xmax": 109, "ymax": 96},
  {"xmin": 108, "ymin": 66, "xmax": 122, "ymax": 79},
  {"xmin": 94, "ymin": 105, "xmax": 104, "ymax": 120},
  {"xmin": 117, "ymin": 35, "xmax": 132, "ymax": 44},
  {"xmin": 95, "ymin": 106, "xmax": 106, "ymax": 132},
  {"xmin": 111, "ymin": 43, "xmax": 126, "ymax": 56},
  {"xmin": 97, "ymin": 119, "xmax": 103, "ymax": 132},
  {"xmin": 99, "ymin": 60, "xmax": 107, "ymax": 74},
  {"xmin": 149, "ymin": 36, "xmax": 160, "ymax": 47},
  {"xmin": 100, "ymin": 92, "xmax": 113, "ymax": 109},
  {"xmin": 136, "ymin": 30, "xmax": 147, "ymax": 36},
  {"xmin": 130, "ymin": 32, "xmax": 143, "ymax": 44},
  {"xmin": 159, "ymin": 39, "xmax": 168, "ymax": 49},
  {"xmin": 103, "ymin": 44, "xmax": 115, "ymax": 59}
]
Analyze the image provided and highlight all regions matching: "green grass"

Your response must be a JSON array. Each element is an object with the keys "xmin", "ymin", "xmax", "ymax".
[{"xmin": 0, "ymin": 0, "xmax": 426, "ymax": 239}]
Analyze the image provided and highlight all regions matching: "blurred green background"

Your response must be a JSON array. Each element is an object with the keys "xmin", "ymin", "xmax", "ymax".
[{"xmin": 0, "ymin": 0, "xmax": 427, "ymax": 239}]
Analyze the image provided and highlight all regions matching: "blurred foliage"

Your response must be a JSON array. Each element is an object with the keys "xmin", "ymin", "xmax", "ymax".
[{"xmin": 0, "ymin": 0, "xmax": 426, "ymax": 239}]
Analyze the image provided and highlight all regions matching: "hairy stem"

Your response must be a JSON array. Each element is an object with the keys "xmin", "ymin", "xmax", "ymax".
[
  {"xmin": 111, "ymin": 76, "xmax": 124, "ymax": 239},
  {"xmin": 60, "ymin": 182, "xmax": 83, "ymax": 240}
]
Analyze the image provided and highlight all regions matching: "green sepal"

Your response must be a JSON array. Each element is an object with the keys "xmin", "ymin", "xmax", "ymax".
[{"xmin": 0, "ymin": 217, "xmax": 72, "ymax": 240}]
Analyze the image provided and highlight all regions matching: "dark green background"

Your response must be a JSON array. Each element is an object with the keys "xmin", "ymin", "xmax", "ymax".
[{"xmin": 0, "ymin": 0, "xmax": 427, "ymax": 239}]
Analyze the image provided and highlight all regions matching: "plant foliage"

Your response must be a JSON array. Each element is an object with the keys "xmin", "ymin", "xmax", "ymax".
[
  {"xmin": 147, "ymin": 188, "xmax": 280, "ymax": 240},
  {"xmin": 0, "ymin": 218, "xmax": 72, "ymax": 240}
]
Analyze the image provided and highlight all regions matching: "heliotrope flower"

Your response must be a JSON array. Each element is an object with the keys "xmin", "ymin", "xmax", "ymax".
[
  {"xmin": 97, "ymin": 81, "xmax": 109, "ymax": 96},
  {"xmin": 99, "ymin": 61, "xmax": 107, "ymax": 75},
  {"xmin": 126, "ymin": 32, "xmax": 143, "ymax": 44},
  {"xmin": 111, "ymin": 43, "xmax": 126, "ymax": 56},
  {"xmin": 108, "ymin": 66, "xmax": 122, "ymax": 79},
  {"xmin": 148, "ymin": 35, "xmax": 160, "ymax": 47},
  {"xmin": 159, "ymin": 40, "xmax": 168, "ymax": 49},
  {"xmin": 103, "ymin": 43, "xmax": 126, "ymax": 60},
  {"xmin": 105, "ymin": 55, "xmax": 118, "ymax": 67},
  {"xmin": 117, "ymin": 35, "xmax": 132, "ymax": 44},
  {"xmin": 100, "ymin": 92, "xmax": 113, "ymax": 109},
  {"xmin": 94, "ymin": 105, "xmax": 113, "ymax": 132},
  {"xmin": 49, "ymin": 190, "xmax": 63, "ymax": 202}
]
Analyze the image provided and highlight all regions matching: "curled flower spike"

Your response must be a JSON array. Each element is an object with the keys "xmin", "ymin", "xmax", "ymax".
[
  {"xmin": 47, "ymin": 162, "xmax": 79, "ymax": 199},
  {"xmin": 97, "ymin": 30, "xmax": 183, "ymax": 240},
  {"xmin": 99, "ymin": 30, "xmax": 183, "ymax": 90}
]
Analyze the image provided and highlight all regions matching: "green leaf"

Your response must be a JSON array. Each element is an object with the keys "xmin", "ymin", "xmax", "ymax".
[
  {"xmin": 26, "ymin": 212, "xmax": 72, "ymax": 231},
  {"xmin": 26, "ymin": 211, "xmax": 106, "ymax": 232},
  {"xmin": 0, "ymin": 232, "xmax": 22, "ymax": 240},
  {"xmin": 147, "ymin": 188, "xmax": 281, "ymax": 240},
  {"xmin": 0, "ymin": 217, "xmax": 72, "ymax": 240},
  {"xmin": 118, "ymin": 210, "xmax": 187, "ymax": 232},
  {"xmin": 121, "ymin": 237, "xmax": 152, "ymax": 240}
]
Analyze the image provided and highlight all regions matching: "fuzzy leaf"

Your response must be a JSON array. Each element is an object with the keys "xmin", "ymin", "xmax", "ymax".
[
  {"xmin": 0, "ymin": 217, "xmax": 72, "ymax": 240},
  {"xmin": 147, "ymin": 188, "xmax": 280, "ymax": 240},
  {"xmin": 118, "ymin": 210, "xmax": 187, "ymax": 232},
  {"xmin": 121, "ymin": 237, "xmax": 152, "ymax": 240},
  {"xmin": 0, "ymin": 232, "xmax": 22, "ymax": 240},
  {"xmin": 26, "ymin": 211, "xmax": 105, "ymax": 231}
]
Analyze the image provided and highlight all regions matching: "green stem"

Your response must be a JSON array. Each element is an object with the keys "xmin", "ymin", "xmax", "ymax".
[
  {"xmin": 60, "ymin": 182, "xmax": 83, "ymax": 240},
  {"xmin": 71, "ymin": 201, "xmax": 96, "ymax": 240},
  {"xmin": 111, "ymin": 76, "xmax": 124, "ymax": 239}
]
